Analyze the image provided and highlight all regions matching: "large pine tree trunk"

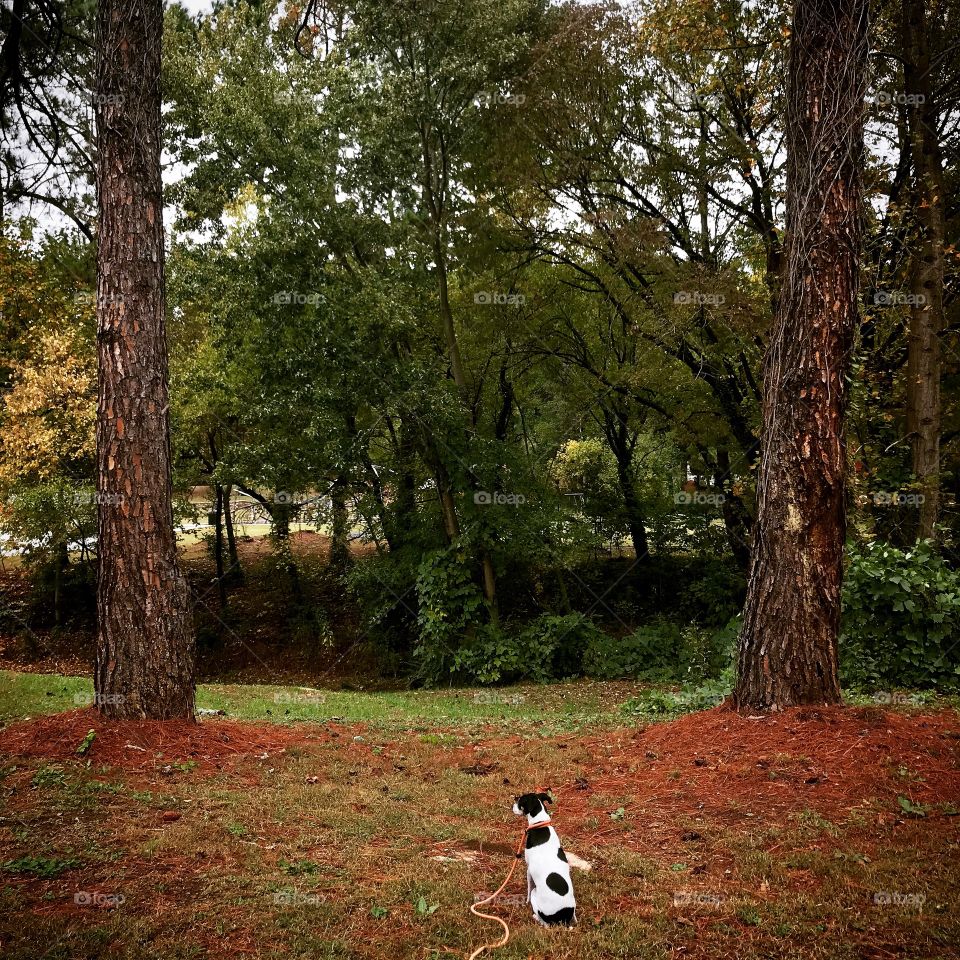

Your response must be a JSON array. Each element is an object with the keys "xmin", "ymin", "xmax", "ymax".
[
  {"xmin": 734, "ymin": 0, "xmax": 868, "ymax": 711},
  {"xmin": 93, "ymin": 0, "xmax": 195, "ymax": 720},
  {"xmin": 902, "ymin": 0, "xmax": 945, "ymax": 541}
]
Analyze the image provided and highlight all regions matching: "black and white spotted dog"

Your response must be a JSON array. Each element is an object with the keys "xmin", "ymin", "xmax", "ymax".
[{"xmin": 512, "ymin": 791, "xmax": 576, "ymax": 927}]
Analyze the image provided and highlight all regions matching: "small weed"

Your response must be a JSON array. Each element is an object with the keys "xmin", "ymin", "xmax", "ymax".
[
  {"xmin": 2, "ymin": 855, "xmax": 81, "ymax": 878},
  {"xmin": 280, "ymin": 858, "xmax": 321, "ymax": 876},
  {"xmin": 30, "ymin": 765, "xmax": 67, "ymax": 789},
  {"xmin": 415, "ymin": 896, "xmax": 439, "ymax": 916},
  {"xmin": 897, "ymin": 795, "xmax": 930, "ymax": 818}
]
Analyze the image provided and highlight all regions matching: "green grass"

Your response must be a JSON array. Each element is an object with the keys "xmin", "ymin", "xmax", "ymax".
[
  {"xmin": 5, "ymin": 670, "xmax": 959, "ymax": 733},
  {"xmin": 0, "ymin": 670, "xmax": 649, "ymax": 730}
]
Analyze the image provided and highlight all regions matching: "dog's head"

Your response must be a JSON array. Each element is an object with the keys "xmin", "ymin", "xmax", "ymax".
[{"xmin": 512, "ymin": 790, "xmax": 553, "ymax": 819}]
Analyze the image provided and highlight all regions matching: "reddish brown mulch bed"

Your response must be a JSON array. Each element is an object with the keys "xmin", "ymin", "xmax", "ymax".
[
  {"xmin": 2, "ymin": 704, "xmax": 958, "ymax": 829},
  {"xmin": 554, "ymin": 704, "xmax": 960, "ymax": 844},
  {"xmin": 0, "ymin": 707, "xmax": 339, "ymax": 770}
]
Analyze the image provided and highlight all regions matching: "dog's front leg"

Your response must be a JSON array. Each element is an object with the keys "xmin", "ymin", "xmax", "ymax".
[{"xmin": 526, "ymin": 870, "xmax": 534, "ymax": 903}]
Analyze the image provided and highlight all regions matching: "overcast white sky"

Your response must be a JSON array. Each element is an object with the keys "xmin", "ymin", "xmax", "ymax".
[{"xmin": 173, "ymin": 0, "xmax": 216, "ymax": 14}]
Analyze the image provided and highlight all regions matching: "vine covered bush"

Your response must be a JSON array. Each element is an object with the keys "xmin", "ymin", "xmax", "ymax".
[{"xmin": 840, "ymin": 541, "xmax": 960, "ymax": 690}]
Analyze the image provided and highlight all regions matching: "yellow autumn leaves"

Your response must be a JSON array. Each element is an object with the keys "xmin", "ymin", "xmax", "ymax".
[{"xmin": 0, "ymin": 325, "xmax": 96, "ymax": 488}]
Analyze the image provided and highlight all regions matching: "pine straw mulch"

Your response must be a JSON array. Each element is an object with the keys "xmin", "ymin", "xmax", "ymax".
[
  {"xmin": 445, "ymin": 703, "xmax": 960, "ymax": 853},
  {"xmin": 2, "ymin": 703, "xmax": 959, "ymax": 814},
  {"xmin": 4, "ymin": 702, "xmax": 958, "ymax": 840},
  {"xmin": 0, "ymin": 707, "xmax": 341, "ymax": 772},
  {"xmin": 1, "ymin": 703, "xmax": 959, "ymax": 958}
]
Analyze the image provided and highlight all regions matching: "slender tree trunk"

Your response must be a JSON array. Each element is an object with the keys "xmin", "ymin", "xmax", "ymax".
[
  {"xmin": 715, "ymin": 449, "xmax": 752, "ymax": 570},
  {"xmin": 617, "ymin": 460, "xmax": 649, "ymax": 562},
  {"xmin": 213, "ymin": 483, "xmax": 226, "ymax": 609},
  {"xmin": 223, "ymin": 484, "xmax": 243, "ymax": 584},
  {"xmin": 329, "ymin": 480, "xmax": 352, "ymax": 572},
  {"xmin": 902, "ymin": 0, "xmax": 945, "ymax": 540},
  {"xmin": 734, "ymin": 0, "xmax": 868, "ymax": 711},
  {"xmin": 348, "ymin": 413, "xmax": 395, "ymax": 551},
  {"xmin": 93, "ymin": 0, "xmax": 195, "ymax": 720},
  {"xmin": 697, "ymin": 110, "xmax": 712, "ymax": 265},
  {"xmin": 271, "ymin": 499, "xmax": 301, "ymax": 598},
  {"xmin": 420, "ymin": 131, "xmax": 498, "ymax": 619},
  {"xmin": 390, "ymin": 417, "xmax": 418, "ymax": 550},
  {"xmin": 604, "ymin": 408, "xmax": 649, "ymax": 561},
  {"xmin": 53, "ymin": 540, "xmax": 68, "ymax": 628},
  {"xmin": 207, "ymin": 433, "xmax": 227, "ymax": 606}
]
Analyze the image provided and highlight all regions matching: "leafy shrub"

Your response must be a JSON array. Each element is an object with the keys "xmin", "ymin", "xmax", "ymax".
[
  {"xmin": 583, "ymin": 622, "xmax": 684, "ymax": 681},
  {"xmin": 346, "ymin": 549, "xmax": 420, "ymax": 661},
  {"xmin": 840, "ymin": 541, "xmax": 960, "ymax": 690},
  {"xmin": 447, "ymin": 613, "xmax": 606, "ymax": 685},
  {"xmin": 566, "ymin": 555, "xmax": 745, "ymax": 629},
  {"xmin": 413, "ymin": 543, "xmax": 486, "ymax": 684},
  {"xmin": 583, "ymin": 616, "xmax": 739, "ymax": 683},
  {"xmin": 288, "ymin": 605, "xmax": 335, "ymax": 654},
  {"xmin": 520, "ymin": 613, "xmax": 607, "ymax": 679},
  {"xmin": 446, "ymin": 626, "xmax": 523, "ymax": 685},
  {"xmin": 674, "ymin": 565, "xmax": 745, "ymax": 626},
  {"xmin": 0, "ymin": 480, "xmax": 97, "ymax": 626},
  {"xmin": 620, "ymin": 668, "xmax": 734, "ymax": 719}
]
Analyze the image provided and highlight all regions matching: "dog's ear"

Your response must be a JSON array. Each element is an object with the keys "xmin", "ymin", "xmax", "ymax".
[{"xmin": 538, "ymin": 790, "xmax": 553, "ymax": 806}]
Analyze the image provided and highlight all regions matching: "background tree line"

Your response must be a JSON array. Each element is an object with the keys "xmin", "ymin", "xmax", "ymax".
[{"xmin": 0, "ymin": 0, "xmax": 958, "ymax": 706}]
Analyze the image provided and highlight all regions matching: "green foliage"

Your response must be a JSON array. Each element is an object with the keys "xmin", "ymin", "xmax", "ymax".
[
  {"xmin": 896, "ymin": 795, "xmax": 930, "ymax": 818},
  {"xmin": 31, "ymin": 764, "xmax": 67, "ymax": 788},
  {"xmin": 288, "ymin": 605, "xmax": 335, "ymax": 654},
  {"xmin": 840, "ymin": 541, "xmax": 960, "ymax": 690},
  {"xmin": 413, "ymin": 543, "xmax": 486, "ymax": 684},
  {"xmin": 346, "ymin": 551, "xmax": 420, "ymax": 671},
  {"xmin": 520, "ymin": 613, "xmax": 607, "ymax": 679},
  {"xmin": 1, "ymin": 855, "xmax": 81, "ymax": 878},
  {"xmin": 621, "ymin": 668, "xmax": 734, "ymax": 719},
  {"xmin": 6, "ymin": 0, "xmax": 958, "ymax": 707},
  {"xmin": 0, "ymin": 478, "xmax": 95, "ymax": 550},
  {"xmin": 414, "ymin": 896, "xmax": 439, "ymax": 917},
  {"xmin": 416, "ymin": 611, "xmax": 607, "ymax": 686},
  {"xmin": 584, "ymin": 616, "xmax": 738, "ymax": 682},
  {"xmin": 446, "ymin": 626, "xmax": 526, "ymax": 686},
  {"xmin": 583, "ymin": 622, "xmax": 684, "ymax": 681}
]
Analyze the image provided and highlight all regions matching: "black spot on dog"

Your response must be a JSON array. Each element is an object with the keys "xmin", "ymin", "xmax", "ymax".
[
  {"xmin": 557, "ymin": 847, "xmax": 568, "ymax": 862},
  {"xmin": 538, "ymin": 906, "xmax": 576, "ymax": 926},
  {"xmin": 545, "ymin": 872, "xmax": 569, "ymax": 896},
  {"xmin": 526, "ymin": 826, "xmax": 551, "ymax": 849}
]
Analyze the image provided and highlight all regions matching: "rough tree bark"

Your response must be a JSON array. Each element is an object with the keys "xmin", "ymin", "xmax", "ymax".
[
  {"xmin": 734, "ymin": 0, "xmax": 868, "ymax": 711},
  {"xmin": 902, "ymin": 0, "xmax": 945, "ymax": 541},
  {"xmin": 93, "ymin": 0, "xmax": 195, "ymax": 719}
]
